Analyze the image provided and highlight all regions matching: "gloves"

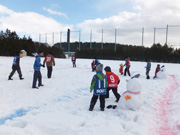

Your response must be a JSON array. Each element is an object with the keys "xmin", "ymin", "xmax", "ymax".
[
  {"xmin": 117, "ymin": 81, "xmax": 120, "ymax": 85},
  {"xmin": 42, "ymin": 64, "xmax": 45, "ymax": 67},
  {"xmin": 53, "ymin": 64, "xmax": 55, "ymax": 66}
]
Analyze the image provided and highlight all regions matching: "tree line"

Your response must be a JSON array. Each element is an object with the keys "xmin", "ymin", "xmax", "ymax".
[
  {"xmin": 1, "ymin": 29, "xmax": 180, "ymax": 62},
  {"xmin": 0, "ymin": 29, "xmax": 65, "ymax": 58},
  {"xmin": 55, "ymin": 41, "xmax": 180, "ymax": 63},
  {"xmin": 75, "ymin": 43, "xmax": 180, "ymax": 63}
]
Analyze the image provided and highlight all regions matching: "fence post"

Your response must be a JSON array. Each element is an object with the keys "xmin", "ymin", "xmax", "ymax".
[
  {"xmin": 142, "ymin": 27, "xmax": 144, "ymax": 46},
  {"xmin": 153, "ymin": 27, "xmax": 156, "ymax": 44},
  {"xmin": 115, "ymin": 28, "xmax": 117, "ymax": 51},
  {"xmin": 45, "ymin": 33, "xmax": 47, "ymax": 44},
  {"xmin": 79, "ymin": 30, "xmax": 81, "ymax": 50},
  {"xmin": 90, "ymin": 30, "xmax": 92, "ymax": 49},
  {"xmin": 67, "ymin": 29, "xmax": 70, "ymax": 56},
  {"xmin": 52, "ymin": 32, "xmax": 54, "ymax": 45},
  {"xmin": 166, "ymin": 24, "xmax": 168, "ymax": 45},
  {"xmin": 101, "ymin": 29, "xmax": 103, "ymax": 49},
  {"xmin": 60, "ymin": 31, "xmax": 62, "ymax": 48},
  {"xmin": 39, "ymin": 34, "xmax": 41, "ymax": 46}
]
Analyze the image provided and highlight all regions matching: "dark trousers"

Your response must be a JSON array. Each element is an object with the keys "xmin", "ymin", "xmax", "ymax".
[
  {"xmin": 72, "ymin": 61, "xmax": 76, "ymax": 67},
  {"xmin": 9, "ymin": 65, "xmax": 22, "ymax": 79},
  {"xmin": 146, "ymin": 70, "xmax": 150, "ymax": 79},
  {"xmin": 89, "ymin": 95, "xmax": 105, "ymax": 109},
  {"xmin": 105, "ymin": 88, "xmax": 121, "ymax": 100},
  {"xmin": 47, "ymin": 66, "xmax": 53, "ymax": 78},
  {"xmin": 124, "ymin": 67, "xmax": 130, "ymax": 76},
  {"xmin": 32, "ymin": 70, "xmax": 42, "ymax": 87}
]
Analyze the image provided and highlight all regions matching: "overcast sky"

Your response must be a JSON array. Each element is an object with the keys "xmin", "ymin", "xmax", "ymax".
[{"xmin": 1, "ymin": 0, "xmax": 180, "ymax": 46}]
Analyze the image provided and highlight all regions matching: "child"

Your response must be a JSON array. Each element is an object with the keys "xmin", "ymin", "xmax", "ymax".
[
  {"xmin": 43, "ymin": 52, "xmax": 55, "ymax": 78},
  {"xmin": 145, "ymin": 60, "xmax": 151, "ymax": 79},
  {"xmin": 119, "ymin": 63, "xmax": 123, "ymax": 75},
  {"xmin": 104, "ymin": 66, "xmax": 121, "ymax": 102},
  {"xmin": 91, "ymin": 60, "xmax": 95, "ymax": 72},
  {"xmin": 123, "ymin": 57, "xmax": 131, "ymax": 76},
  {"xmin": 32, "ymin": 50, "xmax": 45, "ymax": 89},
  {"xmin": 153, "ymin": 64, "xmax": 160, "ymax": 79},
  {"xmin": 8, "ymin": 51, "xmax": 24, "ymax": 80},
  {"xmin": 71, "ymin": 55, "xmax": 76, "ymax": 67},
  {"xmin": 89, "ymin": 64, "xmax": 107, "ymax": 111}
]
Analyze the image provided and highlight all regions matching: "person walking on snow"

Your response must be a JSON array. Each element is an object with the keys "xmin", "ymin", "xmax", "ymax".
[
  {"xmin": 145, "ymin": 60, "xmax": 151, "ymax": 79},
  {"xmin": 8, "ymin": 51, "xmax": 24, "ymax": 80},
  {"xmin": 32, "ymin": 50, "xmax": 45, "ymax": 89},
  {"xmin": 89, "ymin": 64, "xmax": 107, "ymax": 111},
  {"xmin": 43, "ymin": 52, "xmax": 55, "ymax": 78},
  {"xmin": 123, "ymin": 57, "xmax": 131, "ymax": 76},
  {"xmin": 71, "ymin": 55, "xmax": 76, "ymax": 67},
  {"xmin": 104, "ymin": 66, "xmax": 121, "ymax": 102}
]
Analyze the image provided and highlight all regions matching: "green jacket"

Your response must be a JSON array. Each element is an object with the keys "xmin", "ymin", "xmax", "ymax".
[{"xmin": 90, "ymin": 72, "xmax": 108, "ymax": 90}]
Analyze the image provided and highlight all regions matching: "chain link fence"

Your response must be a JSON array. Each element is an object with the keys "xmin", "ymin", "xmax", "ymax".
[{"xmin": 38, "ymin": 25, "xmax": 180, "ymax": 52}]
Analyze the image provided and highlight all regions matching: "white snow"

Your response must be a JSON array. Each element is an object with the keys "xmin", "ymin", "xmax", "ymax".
[{"xmin": 0, "ymin": 56, "xmax": 180, "ymax": 135}]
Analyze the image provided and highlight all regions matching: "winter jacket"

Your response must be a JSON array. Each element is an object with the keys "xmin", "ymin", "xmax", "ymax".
[
  {"xmin": 124, "ymin": 58, "xmax": 130, "ymax": 67},
  {"xmin": 91, "ymin": 60, "xmax": 95, "ymax": 69},
  {"xmin": 13, "ymin": 56, "xmax": 20, "ymax": 67},
  {"xmin": 106, "ymin": 72, "xmax": 120, "ymax": 88},
  {"xmin": 34, "ymin": 55, "xmax": 43, "ymax": 70},
  {"xmin": 155, "ymin": 66, "xmax": 160, "ymax": 75},
  {"xmin": 71, "ymin": 56, "xmax": 76, "ymax": 62},
  {"xmin": 146, "ymin": 62, "xmax": 151, "ymax": 71},
  {"xmin": 95, "ymin": 59, "xmax": 100, "ymax": 65},
  {"xmin": 43, "ymin": 54, "xmax": 55, "ymax": 67},
  {"xmin": 90, "ymin": 71, "xmax": 107, "ymax": 95},
  {"xmin": 119, "ymin": 65, "xmax": 123, "ymax": 74}
]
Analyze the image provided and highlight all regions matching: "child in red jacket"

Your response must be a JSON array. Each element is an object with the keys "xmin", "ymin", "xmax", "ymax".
[
  {"xmin": 153, "ymin": 64, "xmax": 160, "ymax": 79},
  {"xmin": 119, "ymin": 63, "xmax": 123, "ymax": 75},
  {"xmin": 104, "ymin": 66, "xmax": 121, "ymax": 102}
]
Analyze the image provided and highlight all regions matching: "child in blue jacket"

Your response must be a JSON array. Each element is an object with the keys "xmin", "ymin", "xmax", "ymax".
[
  {"xmin": 89, "ymin": 64, "xmax": 107, "ymax": 111},
  {"xmin": 145, "ymin": 60, "xmax": 151, "ymax": 79},
  {"xmin": 32, "ymin": 50, "xmax": 45, "ymax": 89}
]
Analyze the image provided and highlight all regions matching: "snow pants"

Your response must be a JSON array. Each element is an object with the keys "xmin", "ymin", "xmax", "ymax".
[
  {"xmin": 47, "ymin": 66, "xmax": 53, "ymax": 78},
  {"xmin": 72, "ymin": 61, "xmax": 76, "ymax": 67},
  {"xmin": 89, "ymin": 95, "xmax": 105, "ymax": 110},
  {"xmin": 9, "ymin": 65, "xmax": 22, "ymax": 79},
  {"xmin": 32, "ymin": 70, "xmax": 42, "ymax": 87},
  {"xmin": 124, "ymin": 66, "xmax": 130, "ymax": 76},
  {"xmin": 146, "ymin": 70, "xmax": 150, "ymax": 79},
  {"xmin": 105, "ymin": 88, "xmax": 121, "ymax": 101}
]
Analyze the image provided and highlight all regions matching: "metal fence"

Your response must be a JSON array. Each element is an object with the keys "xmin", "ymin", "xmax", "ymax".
[{"xmin": 38, "ymin": 25, "xmax": 180, "ymax": 50}]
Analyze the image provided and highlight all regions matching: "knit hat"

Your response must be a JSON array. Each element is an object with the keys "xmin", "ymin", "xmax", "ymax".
[
  {"xmin": 96, "ymin": 64, "xmax": 103, "ymax": 72},
  {"xmin": 104, "ymin": 66, "xmax": 111, "ymax": 72}
]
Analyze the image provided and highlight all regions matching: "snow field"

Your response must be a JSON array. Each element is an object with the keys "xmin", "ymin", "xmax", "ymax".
[{"xmin": 0, "ymin": 56, "xmax": 180, "ymax": 135}]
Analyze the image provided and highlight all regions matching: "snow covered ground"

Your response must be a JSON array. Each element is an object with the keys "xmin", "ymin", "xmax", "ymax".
[{"xmin": 0, "ymin": 56, "xmax": 180, "ymax": 135}]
